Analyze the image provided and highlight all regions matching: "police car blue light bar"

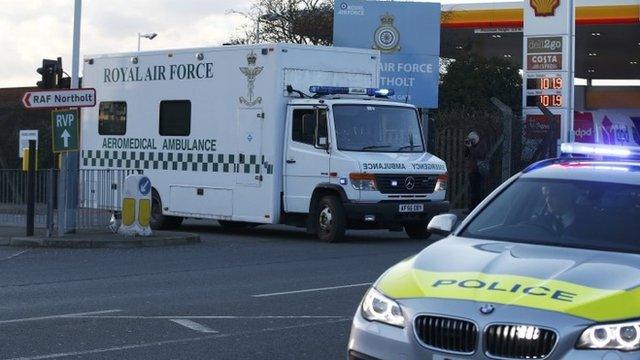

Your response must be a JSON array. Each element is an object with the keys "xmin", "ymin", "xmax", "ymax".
[
  {"xmin": 309, "ymin": 86, "xmax": 395, "ymax": 97},
  {"xmin": 560, "ymin": 143, "xmax": 640, "ymax": 158}
]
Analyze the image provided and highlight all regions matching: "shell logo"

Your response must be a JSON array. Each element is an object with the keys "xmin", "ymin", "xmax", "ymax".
[{"xmin": 530, "ymin": 0, "xmax": 560, "ymax": 17}]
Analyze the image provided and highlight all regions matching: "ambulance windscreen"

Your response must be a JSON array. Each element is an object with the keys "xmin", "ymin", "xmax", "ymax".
[{"xmin": 332, "ymin": 105, "xmax": 423, "ymax": 153}]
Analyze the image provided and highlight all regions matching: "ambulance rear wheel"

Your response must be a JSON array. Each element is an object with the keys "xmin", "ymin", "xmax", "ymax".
[
  {"xmin": 316, "ymin": 195, "xmax": 346, "ymax": 243},
  {"xmin": 150, "ymin": 190, "xmax": 183, "ymax": 230},
  {"xmin": 404, "ymin": 222, "xmax": 432, "ymax": 239}
]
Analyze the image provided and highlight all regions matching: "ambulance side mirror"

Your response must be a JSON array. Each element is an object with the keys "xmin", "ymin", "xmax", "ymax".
[{"xmin": 427, "ymin": 214, "xmax": 458, "ymax": 236}]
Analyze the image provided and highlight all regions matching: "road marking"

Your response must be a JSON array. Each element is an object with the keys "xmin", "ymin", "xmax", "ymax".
[
  {"xmin": 6, "ymin": 318, "xmax": 351, "ymax": 360},
  {"xmin": 2, "ymin": 250, "xmax": 29, "ymax": 260},
  {"xmin": 70, "ymin": 315, "xmax": 344, "ymax": 320},
  {"xmin": 170, "ymin": 319, "xmax": 218, "ymax": 333},
  {"xmin": 0, "ymin": 309, "xmax": 121, "ymax": 325},
  {"xmin": 252, "ymin": 282, "xmax": 372, "ymax": 297}
]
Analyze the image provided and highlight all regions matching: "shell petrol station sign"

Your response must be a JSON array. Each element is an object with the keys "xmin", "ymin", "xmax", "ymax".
[
  {"xmin": 530, "ymin": 0, "xmax": 561, "ymax": 17},
  {"xmin": 523, "ymin": 0, "xmax": 575, "ymax": 147}
]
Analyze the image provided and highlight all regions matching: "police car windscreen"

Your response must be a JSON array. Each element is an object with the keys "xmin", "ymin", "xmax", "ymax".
[
  {"xmin": 333, "ymin": 105, "xmax": 424, "ymax": 153},
  {"xmin": 461, "ymin": 178, "xmax": 640, "ymax": 254}
]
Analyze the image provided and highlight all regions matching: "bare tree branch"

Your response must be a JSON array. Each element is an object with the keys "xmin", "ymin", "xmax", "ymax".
[{"xmin": 227, "ymin": 0, "xmax": 333, "ymax": 45}]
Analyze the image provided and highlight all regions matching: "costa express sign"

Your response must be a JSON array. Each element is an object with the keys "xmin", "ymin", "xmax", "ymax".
[{"xmin": 530, "ymin": 0, "xmax": 560, "ymax": 17}]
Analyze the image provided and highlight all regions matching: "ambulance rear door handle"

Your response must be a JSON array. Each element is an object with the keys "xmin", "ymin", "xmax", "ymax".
[{"xmin": 286, "ymin": 159, "xmax": 296, "ymax": 164}]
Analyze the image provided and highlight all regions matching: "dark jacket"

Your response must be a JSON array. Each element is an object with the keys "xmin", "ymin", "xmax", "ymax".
[{"xmin": 464, "ymin": 139, "xmax": 488, "ymax": 173}]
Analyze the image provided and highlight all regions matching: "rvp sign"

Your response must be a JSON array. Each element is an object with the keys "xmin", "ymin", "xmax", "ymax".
[
  {"xmin": 51, "ymin": 109, "xmax": 79, "ymax": 153},
  {"xmin": 22, "ymin": 88, "xmax": 96, "ymax": 109}
]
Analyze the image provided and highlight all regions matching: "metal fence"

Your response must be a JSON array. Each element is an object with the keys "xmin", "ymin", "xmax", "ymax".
[
  {"xmin": 0, "ymin": 169, "xmax": 54, "ymax": 229},
  {"xmin": 0, "ymin": 168, "xmax": 135, "ymax": 233},
  {"xmin": 76, "ymin": 169, "xmax": 137, "ymax": 229},
  {"xmin": 431, "ymin": 129, "xmax": 503, "ymax": 209}
]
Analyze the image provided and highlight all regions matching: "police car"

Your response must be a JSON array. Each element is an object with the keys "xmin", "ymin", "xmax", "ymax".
[{"xmin": 348, "ymin": 143, "xmax": 640, "ymax": 360}]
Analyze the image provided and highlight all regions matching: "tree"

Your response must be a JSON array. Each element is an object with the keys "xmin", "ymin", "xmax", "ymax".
[
  {"xmin": 439, "ymin": 54, "xmax": 522, "ymax": 112},
  {"xmin": 229, "ymin": 0, "xmax": 333, "ymax": 45},
  {"xmin": 432, "ymin": 54, "xmax": 522, "ymax": 133}
]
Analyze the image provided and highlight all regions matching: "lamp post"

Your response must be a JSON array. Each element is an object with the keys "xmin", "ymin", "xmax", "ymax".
[
  {"xmin": 137, "ymin": 32, "xmax": 158, "ymax": 51},
  {"xmin": 255, "ymin": 13, "xmax": 282, "ymax": 44},
  {"xmin": 59, "ymin": 0, "xmax": 82, "ymax": 235}
]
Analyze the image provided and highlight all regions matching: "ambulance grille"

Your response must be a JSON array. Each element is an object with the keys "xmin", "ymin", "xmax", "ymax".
[
  {"xmin": 485, "ymin": 324, "xmax": 557, "ymax": 359},
  {"xmin": 414, "ymin": 315, "xmax": 477, "ymax": 354},
  {"xmin": 374, "ymin": 174, "xmax": 437, "ymax": 194}
]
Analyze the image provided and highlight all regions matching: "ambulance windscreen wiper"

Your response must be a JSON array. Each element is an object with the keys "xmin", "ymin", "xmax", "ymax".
[
  {"xmin": 360, "ymin": 145, "xmax": 393, "ymax": 151},
  {"xmin": 397, "ymin": 144, "xmax": 420, "ymax": 152},
  {"xmin": 396, "ymin": 134, "xmax": 420, "ymax": 152}
]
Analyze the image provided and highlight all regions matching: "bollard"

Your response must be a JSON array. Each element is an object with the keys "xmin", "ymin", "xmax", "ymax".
[
  {"xmin": 118, "ymin": 174, "xmax": 152, "ymax": 236},
  {"xmin": 46, "ymin": 169, "xmax": 55, "ymax": 237},
  {"xmin": 25, "ymin": 140, "xmax": 36, "ymax": 237}
]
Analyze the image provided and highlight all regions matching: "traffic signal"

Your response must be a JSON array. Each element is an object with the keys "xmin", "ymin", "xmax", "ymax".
[
  {"xmin": 59, "ymin": 76, "xmax": 71, "ymax": 89},
  {"xmin": 36, "ymin": 59, "xmax": 58, "ymax": 89},
  {"xmin": 36, "ymin": 58, "xmax": 67, "ymax": 88},
  {"xmin": 54, "ymin": 57, "xmax": 69, "ymax": 89}
]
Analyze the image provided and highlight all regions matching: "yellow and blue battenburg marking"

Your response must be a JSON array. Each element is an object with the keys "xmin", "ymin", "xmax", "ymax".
[{"xmin": 376, "ymin": 257, "xmax": 640, "ymax": 322}]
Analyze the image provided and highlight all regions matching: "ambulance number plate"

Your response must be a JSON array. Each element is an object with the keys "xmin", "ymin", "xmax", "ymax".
[{"xmin": 399, "ymin": 204, "xmax": 423, "ymax": 213}]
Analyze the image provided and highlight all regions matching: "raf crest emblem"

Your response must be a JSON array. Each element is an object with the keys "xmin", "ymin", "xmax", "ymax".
[
  {"xmin": 373, "ymin": 13, "xmax": 401, "ymax": 54},
  {"xmin": 239, "ymin": 51, "xmax": 263, "ymax": 107}
]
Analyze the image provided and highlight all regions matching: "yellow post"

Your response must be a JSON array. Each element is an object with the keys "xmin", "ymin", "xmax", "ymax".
[{"xmin": 22, "ymin": 148, "xmax": 38, "ymax": 171}]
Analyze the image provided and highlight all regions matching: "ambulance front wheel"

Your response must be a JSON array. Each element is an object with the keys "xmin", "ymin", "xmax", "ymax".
[
  {"xmin": 316, "ymin": 195, "xmax": 346, "ymax": 243},
  {"xmin": 150, "ymin": 189, "xmax": 183, "ymax": 230}
]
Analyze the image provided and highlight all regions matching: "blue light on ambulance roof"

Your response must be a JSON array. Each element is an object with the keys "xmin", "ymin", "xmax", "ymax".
[
  {"xmin": 309, "ymin": 86, "xmax": 395, "ymax": 97},
  {"xmin": 560, "ymin": 143, "xmax": 638, "ymax": 158}
]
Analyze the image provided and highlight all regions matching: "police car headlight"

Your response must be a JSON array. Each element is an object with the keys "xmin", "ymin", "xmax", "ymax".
[
  {"xmin": 361, "ymin": 287, "xmax": 405, "ymax": 328},
  {"xmin": 577, "ymin": 320, "xmax": 640, "ymax": 351}
]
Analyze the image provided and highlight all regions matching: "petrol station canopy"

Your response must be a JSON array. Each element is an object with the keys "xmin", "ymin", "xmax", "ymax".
[{"xmin": 440, "ymin": 0, "xmax": 640, "ymax": 80}]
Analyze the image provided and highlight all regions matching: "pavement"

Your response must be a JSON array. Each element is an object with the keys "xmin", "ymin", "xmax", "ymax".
[
  {"xmin": 0, "ymin": 226, "xmax": 200, "ymax": 248},
  {"xmin": 0, "ymin": 219, "xmax": 442, "ymax": 360}
]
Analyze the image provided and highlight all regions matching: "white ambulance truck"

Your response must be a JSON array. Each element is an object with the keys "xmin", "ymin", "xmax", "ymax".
[{"xmin": 80, "ymin": 43, "xmax": 449, "ymax": 242}]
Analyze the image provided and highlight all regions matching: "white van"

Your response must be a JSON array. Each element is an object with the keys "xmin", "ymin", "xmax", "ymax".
[{"xmin": 80, "ymin": 43, "xmax": 448, "ymax": 242}]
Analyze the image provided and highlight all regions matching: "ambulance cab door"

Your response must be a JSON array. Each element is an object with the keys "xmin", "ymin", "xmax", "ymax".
[
  {"xmin": 236, "ymin": 107, "xmax": 263, "ymax": 187},
  {"xmin": 284, "ymin": 106, "xmax": 331, "ymax": 213}
]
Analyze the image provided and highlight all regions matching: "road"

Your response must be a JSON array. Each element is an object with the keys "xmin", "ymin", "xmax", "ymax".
[{"xmin": 0, "ymin": 220, "xmax": 438, "ymax": 360}]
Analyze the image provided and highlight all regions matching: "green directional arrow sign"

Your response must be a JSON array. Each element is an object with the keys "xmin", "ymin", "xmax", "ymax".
[{"xmin": 51, "ymin": 109, "xmax": 79, "ymax": 153}]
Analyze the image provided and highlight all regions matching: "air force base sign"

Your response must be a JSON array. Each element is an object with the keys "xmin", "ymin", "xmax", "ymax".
[{"xmin": 333, "ymin": 1, "xmax": 441, "ymax": 108}]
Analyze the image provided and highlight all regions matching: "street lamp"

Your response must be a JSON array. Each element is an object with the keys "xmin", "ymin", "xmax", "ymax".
[
  {"xmin": 256, "ymin": 13, "xmax": 282, "ymax": 44},
  {"xmin": 137, "ymin": 32, "xmax": 158, "ymax": 51}
]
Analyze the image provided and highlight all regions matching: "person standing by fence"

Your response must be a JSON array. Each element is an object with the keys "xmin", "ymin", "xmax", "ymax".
[{"xmin": 464, "ymin": 131, "xmax": 489, "ymax": 211}]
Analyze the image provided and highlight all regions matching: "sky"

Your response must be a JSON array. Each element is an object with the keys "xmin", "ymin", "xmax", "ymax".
[{"xmin": 0, "ymin": 0, "xmax": 509, "ymax": 88}]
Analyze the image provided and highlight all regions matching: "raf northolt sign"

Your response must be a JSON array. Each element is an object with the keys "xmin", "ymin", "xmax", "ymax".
[{"xmin": 22, "ymin": 89, "xmax": 96, "ymax": 109}]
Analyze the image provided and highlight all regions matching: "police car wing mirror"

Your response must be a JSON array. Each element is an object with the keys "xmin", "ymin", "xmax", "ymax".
[{"xmin": 427, "ymin": 214, "xmax": 458, "ymax": 236}]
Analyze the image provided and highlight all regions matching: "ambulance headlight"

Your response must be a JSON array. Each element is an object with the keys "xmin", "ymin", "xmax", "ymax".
[
  {"xmin": 434, "ymin": 173, "xmax": 448, "ymax": 192},
  {"xmin": 349, "ymin": 173, "xmax": 377, "ymax": 191},
  {"xmin": 361, "ymin": 287, "xmax": 405, "ymax": 328},
  {"xmin": 577, "ymin": 320, "xmax": 640, "ymax": 351}
]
